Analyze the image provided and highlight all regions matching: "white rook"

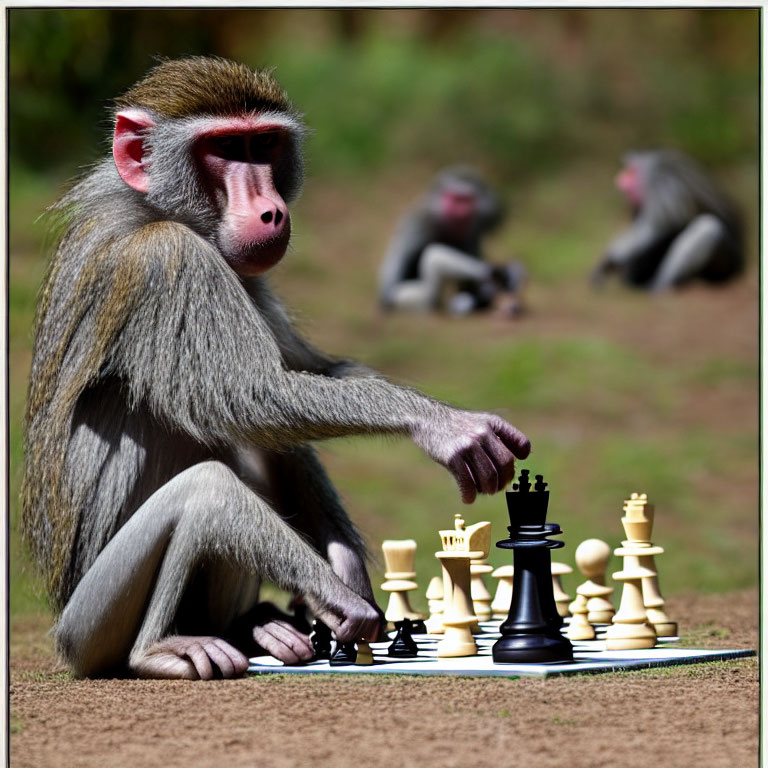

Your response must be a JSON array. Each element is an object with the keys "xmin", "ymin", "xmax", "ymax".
[{"xmin": 381, "ymin": 539, "xmax": 423, "ymax": 625}]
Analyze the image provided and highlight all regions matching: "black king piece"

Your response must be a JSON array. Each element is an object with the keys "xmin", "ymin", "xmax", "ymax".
[{"xmin": 492, "ymin": 469, "xmax": 574, "ymax": 664}]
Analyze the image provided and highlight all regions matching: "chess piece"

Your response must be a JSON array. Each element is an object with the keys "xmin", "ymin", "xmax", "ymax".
[
  {"xmin": 425, "ymin": 576, "xmax": 445, "ymax": 634},
  {"xmin": 633, "ymin": 495, "xmax": 677, "ymax": 637},
  {"xmin": 409, "ymin": 619, "xmax": 427, "ymax": 634},
  {"xmin": 388, "ymin": 618, "xmax": 419, "ymax": 658},
  {"xmin": 355, "ymin": 641, "xmax": 373, "ymax": 666},
  {"xmin": 551, "ymin": 561, "xmax": 573, "ymax": 618},
  {"xmin": 605, "ymin": 493, "xmax": 658, "ymax": 651},
  {"xmin": 436, "ymin": 514, "xmax": 491, "ymax": 657},
  {"xmin": 575, "ymin": 538, "xmax": 616, "ymax": 624},
  {"xmin": 566, "ymin": 593, "xmax": 595, "ymax": 641},
  {"xmin": 311, "ymin": 620, "xmax": 332, "ymax": 660},
  {"xmin": 329, "ymin": 641, "xmax": 358, "ymax": 666},
  {"xmin": 490, "ymin": 565, "xmax": 514, "ymax": 619},
  {"xmin": 381, "ymin": 539, "xmax": 424, "ymax": 625},
  {"xmin": 470, "ymin": 557, "xmax": 493, "ymax": 623},
  {"xmin": 493, "ymin": 470, "xmax": 574, "ymax": 664}
]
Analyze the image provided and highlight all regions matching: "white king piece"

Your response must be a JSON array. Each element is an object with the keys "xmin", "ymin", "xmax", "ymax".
[
  {"xmin": 436, "ymin": 514, "xmax": 491, "ymax": 657},
  {"xmin": 605, "ymin": 493, "xmax": 659, "ymax": 651}
]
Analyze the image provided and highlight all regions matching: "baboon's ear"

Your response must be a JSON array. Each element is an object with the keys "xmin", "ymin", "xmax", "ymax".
[{"xmin": 113, "ymin": 109, "xmax": 155, "ymax": 194}]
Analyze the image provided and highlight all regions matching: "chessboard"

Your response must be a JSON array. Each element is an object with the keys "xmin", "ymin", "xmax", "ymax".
[{"xmin": 247, "ymin": 621, "xmax": 755, "ymax": 679}]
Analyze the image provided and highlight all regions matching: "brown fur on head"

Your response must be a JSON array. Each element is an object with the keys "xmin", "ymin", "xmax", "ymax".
[
  {"xmin": 114, "ymin": 56, "xmax": 296, "ymax": 119},
  {"xmin": 23, "ymin": 57, "xmax": 307, "ymax": 611}
]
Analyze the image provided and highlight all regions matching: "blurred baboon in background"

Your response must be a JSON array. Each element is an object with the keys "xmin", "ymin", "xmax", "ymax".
[
  {"xmin": 378, "ymin": 167, "xmax": 526, "ymax": 316},
  {"xmin": 591, "ymin": 149, "xmax": 744, "ymax": 292}
]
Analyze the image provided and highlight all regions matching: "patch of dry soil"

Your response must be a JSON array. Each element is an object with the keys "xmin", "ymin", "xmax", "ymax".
[{"xmin": 10, "ymin": 589, "xmax": 758, "ymax": 768}]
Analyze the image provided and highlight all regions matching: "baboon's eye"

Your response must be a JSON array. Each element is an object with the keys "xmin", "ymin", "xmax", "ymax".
[
  {"xmin": 249, "ymin": 132, "xmax": 282, "ymax": 162},
  {"xmin": 209, "ymin": 135, "xmax": 247, "ymax": 162}
]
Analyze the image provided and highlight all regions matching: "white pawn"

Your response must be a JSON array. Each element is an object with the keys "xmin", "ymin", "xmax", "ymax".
[
  {"xmin": 575, "ymin": 539, "xmax": 615, "ymax": 623},
  {"xmin": 470, "ymin": 557, "xmax": 493, "ymax": 623},
  {"xmin": 490, "ymin": 565, "xmax": 514, "ymax": 620},
  {"xmin": 425, "ymin": 575, "xmax": 444, "ymax": 634},
  {"xmin": 566, "ymin": 593, "xmax": 595, "ymax": 641},
  {"xmin": 551, "ymin": 561, "xmax": 573, "ymax": 618}
]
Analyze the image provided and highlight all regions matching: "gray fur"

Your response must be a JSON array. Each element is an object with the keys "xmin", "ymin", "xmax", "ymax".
[
  {"xmin": 598, "ymin": 149, "xmax": 743, "ymax": 290},
  {"xmin": 23, "ymin": 62, "xmax": 529, "ymax": 678},
  {"xmin": 378, "ymin": 166, "xmax": 516, "ymax": 311},
  {"xmin": 23, "ymin": 86, "xmax": 440, "ymax": 676}
]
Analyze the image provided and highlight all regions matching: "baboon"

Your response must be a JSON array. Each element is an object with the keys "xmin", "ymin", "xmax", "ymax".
[
  {"xmin": 591, "ymin": 149, "xmax": 744, "ymax": 292},
  {"xmin": 378, "ymin": 167, "xmax": 526, "ymax": 315},
  {"xmin": 22, "ymin": 57, "xmax": 531, "ymax": 680}
]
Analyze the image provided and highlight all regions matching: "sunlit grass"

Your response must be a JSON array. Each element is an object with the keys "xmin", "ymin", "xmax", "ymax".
[{"xmin": 8, "ymin": 98, "xmax": 758, "ymax": 627}]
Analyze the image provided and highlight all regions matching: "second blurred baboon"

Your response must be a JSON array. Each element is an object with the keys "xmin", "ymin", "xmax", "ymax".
[
  {"xmin": 592, "ymin": 149, "xmax": 744, "ymax": 292},
  {"xmin": 378, "ymin": 167, "xmax": 526, "ymax": 316}
]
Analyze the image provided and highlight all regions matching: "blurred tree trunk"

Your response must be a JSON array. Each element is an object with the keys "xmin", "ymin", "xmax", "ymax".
[
  {"xmin": 421, "ymin": 10, "xmax": 472, "ymax": 42},
  {"xmin": 334, "ymin": 9, "xmax": 366, "ymax": 43}
]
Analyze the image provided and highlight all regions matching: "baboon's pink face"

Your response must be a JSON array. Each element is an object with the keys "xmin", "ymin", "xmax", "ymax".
[
  {"xmin": 193, "ymin": 122, "xmax": 291, "ymax": 275},
  {"xmin": 114, "ymin": 112, "xmax": 295, "ymax": 276},
  {"xmin": 615, "ymin": 164, "xmax": 644, "ymax": 207}
]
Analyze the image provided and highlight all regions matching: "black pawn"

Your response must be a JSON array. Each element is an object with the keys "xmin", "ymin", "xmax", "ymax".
[
  {"xmin": 409, "ymin": 619, "xmax": 427, "ymax": 635},
  {"xmin": 329, "ymin": 641, "xmax": 358, "ymax": 666},
  {"xmin": 311, "ymin": 620, "xmax": 332, "ymax": 660},
  {"xmin": 388, "ymin": 618, "xmax": 419, "ymax": 658}
]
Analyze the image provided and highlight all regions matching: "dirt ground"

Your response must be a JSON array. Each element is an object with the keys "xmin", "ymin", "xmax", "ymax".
[{"xmin": 9, "ymin": 588, "xmax": 758, "ymax": 768}]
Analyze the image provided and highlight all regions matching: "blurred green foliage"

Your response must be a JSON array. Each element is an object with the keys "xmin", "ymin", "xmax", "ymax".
[{"xmin": 9, "ymin": 8, "xmax": 759, "ymax": 179}]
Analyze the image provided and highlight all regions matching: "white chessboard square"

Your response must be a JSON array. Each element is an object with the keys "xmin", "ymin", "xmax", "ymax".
[{"xmin": 248, "ymin": 642, "xmax": 754, "ymax": 679}]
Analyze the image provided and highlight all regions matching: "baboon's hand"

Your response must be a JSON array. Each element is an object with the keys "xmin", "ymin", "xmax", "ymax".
[
  {"xmin": 252, "ymin": 620, "xmax": 314, "ymax": 665},
  {"xmin": 308, "ymin": 588, "xmax": 382, "ymax": 645},
  {"xmin": 412, "ymin": 409, "xmax": 531, "ymax": 504}
]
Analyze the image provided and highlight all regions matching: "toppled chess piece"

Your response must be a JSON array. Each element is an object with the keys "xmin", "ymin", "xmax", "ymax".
[
  {"xmin": 493, "ymin": 470, "xmax": 574, "ymax": 664},
  {"xmin": 355, "ymin": 641, "xmax": 373, "ymax": 666},
  {"xmin": 388, "ymin": 618, "xmax": 419, "ymax": 658},
  {"xmin": 311, "ymin": 620, "xmax": 332, "ymax": 660}
]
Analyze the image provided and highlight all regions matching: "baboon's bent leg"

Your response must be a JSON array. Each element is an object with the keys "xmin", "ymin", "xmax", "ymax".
[
  {"xmin": 651, "ymin": 214, "xmax": 728, "ymax": 291},
  {"xmin": 387, "ymin": 244, "xmax": 493, "ymax": 311},
  {"xmin": 56, "ymin": 460, "xmax": 343, "ymax": 677}
]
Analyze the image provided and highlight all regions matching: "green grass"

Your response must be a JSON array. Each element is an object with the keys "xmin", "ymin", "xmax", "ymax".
[
  {"xmin": 592, "ymin": 657, "xmax": 756, "ymax": 680},
  {"xmin": 8, "ymin": 13, "xmax": 758, "ymax": 626},
  {"xmin": 9, "ymin": 163, "xmax": 758, "ymax": 622},
  {"xmin": 10, "ymin": 713, "xmax": 24, "ymax": 735}
]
